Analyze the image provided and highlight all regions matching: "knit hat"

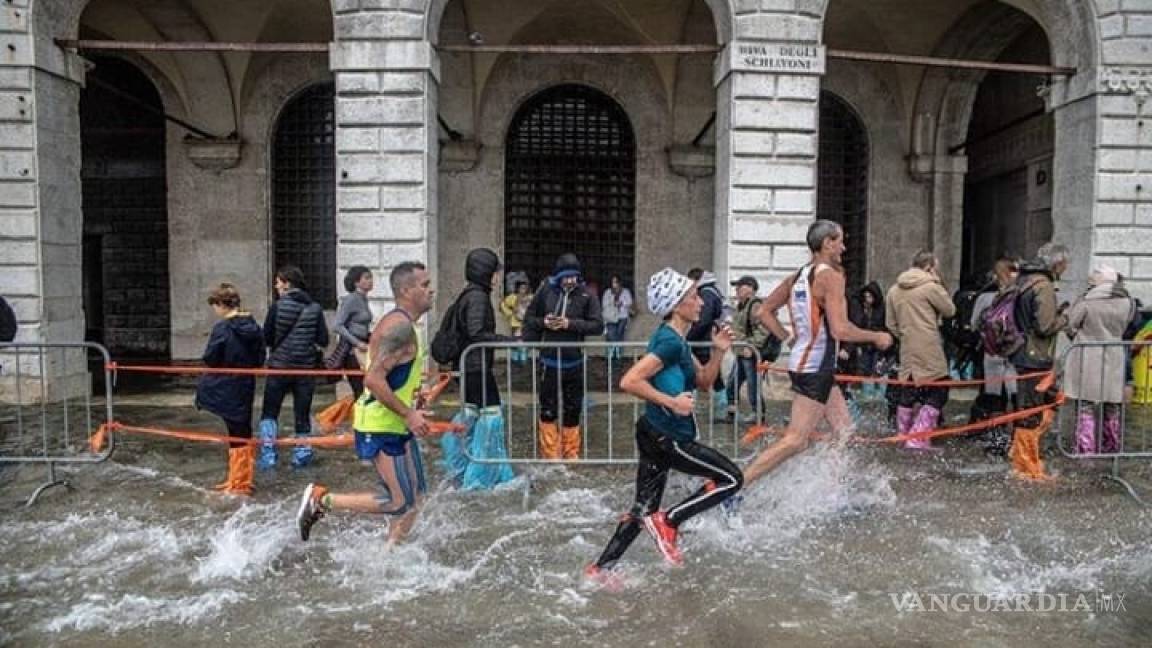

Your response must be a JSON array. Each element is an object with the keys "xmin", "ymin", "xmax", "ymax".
[{"xmin": 647, "ymin": 268, "xmax": 694, "ymax": 318}]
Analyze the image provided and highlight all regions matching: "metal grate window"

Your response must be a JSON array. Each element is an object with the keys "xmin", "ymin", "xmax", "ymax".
[
  {"xmin": 505, "ymin": 84, "xmax": 636, "ymax": 287},
  {"xmin": 272, "ymin": 83, "xmax": 336, "ymax": 308},
  {"xmin": 817, "ymin": 91, "xmax": 870, "ymax": 291}
]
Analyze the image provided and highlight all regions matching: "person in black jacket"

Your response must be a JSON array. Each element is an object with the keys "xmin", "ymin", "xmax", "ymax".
[
  {"xmin": 686, "ymin": 269, "xmax": 728, "ymax": 413},
  {"xmin": 523, "ymin": 253, "xmax": 604, "ymax": 459},
  {"xmin": 841, "ymin": 281, "xmax": 886, "ymax": 400},
  {"xmin": 196, "ymin": 284, "xmax": 265, "ymax": 495},
  {"xmin": 441, "ymin": 248, "xmax": 515, "ymax": 489},
  {"xmin": 0, "ymin": 295, "xmax": 15, "ymax": 343},
  {"xmin": 258, "ymin": 266, "xmax": 329, "ymax": 470}
]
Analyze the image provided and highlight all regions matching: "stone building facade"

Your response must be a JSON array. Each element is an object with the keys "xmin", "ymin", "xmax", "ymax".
[{"xmin": 2, "ymin": 0, "xmax": 1150, "ymax": 400}]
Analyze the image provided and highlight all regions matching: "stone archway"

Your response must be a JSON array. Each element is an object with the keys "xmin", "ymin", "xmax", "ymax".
[{"xmin": 503, "ymin": 84, "xmax": 637, "ymax": 288}]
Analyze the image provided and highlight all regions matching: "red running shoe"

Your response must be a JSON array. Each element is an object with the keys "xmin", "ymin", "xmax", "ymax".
[
  {"xmin": 583, "ymin": 564, "xmax": 624, "ymax": 591},
  {"xmin": 642, "ymin": 511, "xmax": 683, "ymax": 566}
]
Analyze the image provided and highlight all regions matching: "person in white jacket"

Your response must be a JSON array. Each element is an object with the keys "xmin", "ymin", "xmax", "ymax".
[{"xmin": 602, "ymin": 275, "xmax": 633, "ymax": 364}]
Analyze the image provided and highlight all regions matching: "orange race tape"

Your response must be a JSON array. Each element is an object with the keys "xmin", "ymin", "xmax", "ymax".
[
  {"xmin": 737, "ymin": 393, "xmax": 1064, "ymax": 448},
  {"xmin": 756, "ymin": 361, "xmax": 1050, "ymax": 389},
  {"xmin": 90, "ymin": 420, "xmax": 464, "ymax": 452},
  {"xmin": 106, "ymin": 362, "xmax": 455, "ymax": 382}
]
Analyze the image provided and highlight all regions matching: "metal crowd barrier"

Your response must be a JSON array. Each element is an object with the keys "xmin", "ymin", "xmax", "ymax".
[
  {"xmin": 457, "ymin": 340, "xmax": 763, "ymax": 465},
  {"xmin": 0, "ymin": 342, "xmax": 115, "ymax": 505},
  {"xmin": 1056, "ymin": 340, "xmax": 1152, "ymax": 503}
]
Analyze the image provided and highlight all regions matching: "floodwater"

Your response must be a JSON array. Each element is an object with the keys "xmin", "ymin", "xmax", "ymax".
[{"xmin": 2, "ymin": 382, "xmax": 1151, "ymax": 647}]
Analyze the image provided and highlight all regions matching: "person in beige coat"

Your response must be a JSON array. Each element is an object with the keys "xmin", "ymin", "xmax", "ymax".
[
  {"xmin": 1064, "ymin": 265, "xmax": 1137, "ymax": 454},
  {"xmin": 886, "ymin": 251, "xmax": 956, "ymax": 450}
]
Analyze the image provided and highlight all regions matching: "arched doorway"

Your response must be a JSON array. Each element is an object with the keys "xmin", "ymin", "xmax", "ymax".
[
  {"xmin": 504, "ymin": 84, "xmax": 637, "ymax": 287},
  {"xmin": 80, "ymin": 57, "xmax": 170, "ymax": 359},
  {"xmin": 271, "ymin": 83, "xmax": 337, "ymax": 308},
  {"xmin": 817, "ymin": 91, "xmax": 870, "ymax": 290},
  {"xmin": 961, "ymin": 23, "xmax": 1053, "ymax": 279}
]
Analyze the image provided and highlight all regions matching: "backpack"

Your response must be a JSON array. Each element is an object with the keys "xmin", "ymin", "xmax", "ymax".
[
  {"xmin": 978, "ymin": 283, "xmax": 1031, "ymax": 358},
  {"xmin": 430, "ymin": 287, "xmax": 473, "ymax": 365},
  {"xmin": 746, "ymin": 298, "xmax": 782, "ymax": 363}
]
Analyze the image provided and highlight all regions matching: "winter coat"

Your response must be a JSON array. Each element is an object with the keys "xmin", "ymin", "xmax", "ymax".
[
  {"xmin": 601, "ymin": 288, "xmax": 633, "ymax": 325},
  {"xmin": 458, "ymin": 248, "xmax": 509, "ymax": 373},
  {"xmin": 0, "ymin": 296, "xmax": 15, "ymax": 343},
  {"xmin": 196, "ymin": 313, "xmax": 265, "ymax": 422},
  {"xmin": 1010, "ymin": 263, "xmax": 1067, "ymax": 370},
  {"xmin": 732, "ymin": 296, "xmax": 769, "ymax": 351},
  {"xmin": 500, "ymin": 294, "xmax": 530, "ymax": 331},
  {"xmin": 843, "ymin": 282, "xmax": 886, "ymax": 374},
  {"xmin": 523, "ymin": 253, "xmax": 604, "ymax": 366},
  {"xmin": 886, "ymin": 268, "xmax": 956, "ymax": 381},
  {"xmin": 686, "ymin": 273, "xmax": 725, "ymax": 363},
  {"xmin": 1063, "ymin": 283, "xmax": 1135, "ymax": 403},
  {"xmin": 263, "ymin": 288, "xmax": 329, "ymax": 369}
]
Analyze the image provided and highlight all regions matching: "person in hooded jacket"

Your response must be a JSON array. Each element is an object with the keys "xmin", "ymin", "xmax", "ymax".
[
  {"xmin": 1064, "ymin": 265, "xmax": 1136, "ymax": 454},
  {"xmin": 523, "ymin": 253, "xmax": 604, "ymax": 459},
  {"xmin": 440, "ymin": 248, "xmax": 516, "ymax": 489},
  {"xmin": 196, "ymin": 283, "xmax": 265, "ymax": 495},
  {"xmin": 885, "ymin": 251, "xmax": 956, "ymax": 451},
  {"xmin": 686, "ymin": 268, "xmax": 729, "ymax": 412},
  {"xmin": 259, "ymin": 266, "xmax": 330, "ymax": 469},
  {"xmin": 842, "ymin": 281, "xmax": 887, "ymax": 401}
]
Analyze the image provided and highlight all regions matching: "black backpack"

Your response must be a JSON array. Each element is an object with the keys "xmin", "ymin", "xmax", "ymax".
[{"xmin": 430, "ymin": 287, "xmax": 474, "ymax": 366}]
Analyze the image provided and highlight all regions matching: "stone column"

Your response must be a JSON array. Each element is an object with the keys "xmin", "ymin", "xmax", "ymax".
[
  {"xmin": 330, "ymin": 0, "xmax": 439, "ymax": 317},
  {"xmin": 1, "ymin": 4, "xmax": 89, "ymax": 403},
  {"xmin": 713, "ymin": 41, "xmax": 823, "ymax": 290}
]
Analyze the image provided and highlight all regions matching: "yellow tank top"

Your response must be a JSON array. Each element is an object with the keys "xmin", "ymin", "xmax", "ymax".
[{"xmin": 353, "ymin": 323, "xmax": 424, "ymax": 435}]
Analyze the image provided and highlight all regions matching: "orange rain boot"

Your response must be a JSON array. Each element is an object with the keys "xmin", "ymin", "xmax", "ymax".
[
  {"xmin": 561, "ymin": 426, "xmax": 582, "ymax": 459},
  {"xmin": 1010, "ymin": 411, "xmax": 1054, "ymax": 481},
  {"xmin": 539, "ymin": 421, "xmax": 561, "ymax": 459},
  {"xmin": 214, "ymin": 446, "xmax": 254, "ymax": 496},
  {"xmin": 227, "ymin": 446, "xmax": 255, "ymax": 496}
]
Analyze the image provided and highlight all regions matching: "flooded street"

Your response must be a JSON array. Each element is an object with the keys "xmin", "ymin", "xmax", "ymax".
[{"xmin": 2, "ymin": 390, "xmax": 1151, "ymax": 647}]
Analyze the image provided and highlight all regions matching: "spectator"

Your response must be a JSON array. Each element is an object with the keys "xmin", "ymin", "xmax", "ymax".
[
  {"xmin": 442, "ymin": 248, "xmax": 516, "ymax": 489},
  {"xmin": 969, "ymin": 258, "xmax": 1019, "ymax": 456},
  {"xmin": 1007, "ymin": 242, "xmax": 1070, "ymax": 478},
  {"xmin": 842, "ymin": 281, "xmax": 887, "ymax": 401},
  {"xmin": 195, "ymin": 283, "xmax": 265, "ymax": 495},
  {"xmin": 686, "ymin": 268, "xmax": 728, "ymax": 412},
  {"xmin": 886, "ymin": 250, "xmax": 956, "ymax": 451},
  {"xmin": 500, "ymin": 277, "xmax": 532, "ymax": 364},
  {"xmin": 1064, "ymin": 265, "xmax": 1136, "ymax": 454},
  {"xmin": 0, "ymin": 295, "xmax": 15, "ymax": 343},
  {"xmin": 523, "ymin": 253, "xmax": 604, "ymax": 459},
  {"xmin": 726, "ymin": 275, "xmax": 769, "ymax": 423},
  {"xmin": 327, "ymin": 266, "xmax": 374, "ymax": 398},
  {"xmin": 258, "ymin": 266, "xmax": 329, "ymax": 470},
  {"xmin": 602, "ymin": 274, "xmax": 634, "ymax": 364}
]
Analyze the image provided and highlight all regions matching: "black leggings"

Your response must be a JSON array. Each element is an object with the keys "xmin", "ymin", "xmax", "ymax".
[
  {"xmin": 540, "ymin": 365, "xmax": 583, "ymax": 426},
  {"xmin": 223, "ymin": 417, "xmax": 252, "ymax": 449},
  {"xmin": 594, "ymin": 416, "xmax": 743, "ymax": 569}
]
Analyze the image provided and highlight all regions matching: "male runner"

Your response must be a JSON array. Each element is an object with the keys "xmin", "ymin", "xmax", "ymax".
[
  {"xmin": 743, "ymin": 220, "xmax": 893, "ymax": 487},
  {"xmin": 295, "ymin": 261, "xmax": 435, "ymax": 545}
]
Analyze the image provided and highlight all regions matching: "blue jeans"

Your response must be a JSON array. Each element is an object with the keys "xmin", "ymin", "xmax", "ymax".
[
  {"xmin": 726, "ymin": 355, "xmax": 760, "ymax": 411},
  {"xmin": 606, "ymin": 319, "xmax": 629, "ymax": 360}
]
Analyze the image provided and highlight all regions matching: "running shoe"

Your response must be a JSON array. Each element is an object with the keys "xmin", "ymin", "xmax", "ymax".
[
  {"xmin": 296, "ymin": 483, "xmax": 329, "ymax": 542},
  {"xmin": 642, "ymin": 511, "xmax": 683, "ymax": 566},
  {"xmin": 583, "ymin": 563, "xmax": 624, "ymax": 591}
]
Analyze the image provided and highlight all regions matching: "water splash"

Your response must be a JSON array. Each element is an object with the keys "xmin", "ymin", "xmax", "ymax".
[
  {"xmin": 43, "ymin": 590, "xmax": 247, "ymax": 634},
  {"xmin": 194, "ymin": 503, "xmax": 295, "ymax": 582}
]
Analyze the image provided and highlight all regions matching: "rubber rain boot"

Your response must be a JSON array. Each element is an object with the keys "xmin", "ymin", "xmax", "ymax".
[
  {"xmin": 538, "ymin": 421, "xmax": 561, "ymax": 459},
  {"xmin": 1102, "ymin": 408, "xmax": 1122, "ymax": 454},
  {"xmin": 258, "ymin": 419, "xmax": 278, "ymax": 471},
  {"xmin": 904, "ymin": 405, "xmax": 941, "ymax": 451},
  {"xmin": 1074, "ymin": 409, "xmax": 1097, "ymax": 454},
  {"xmin": 561, "ymin": 425, "xmax": 582, "ymax": 459}
]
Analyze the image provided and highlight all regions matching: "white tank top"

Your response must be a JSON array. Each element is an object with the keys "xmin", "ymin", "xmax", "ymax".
[{"xmin": 787, "ymin": 264, "xmax": 836, "ymax": 374}]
